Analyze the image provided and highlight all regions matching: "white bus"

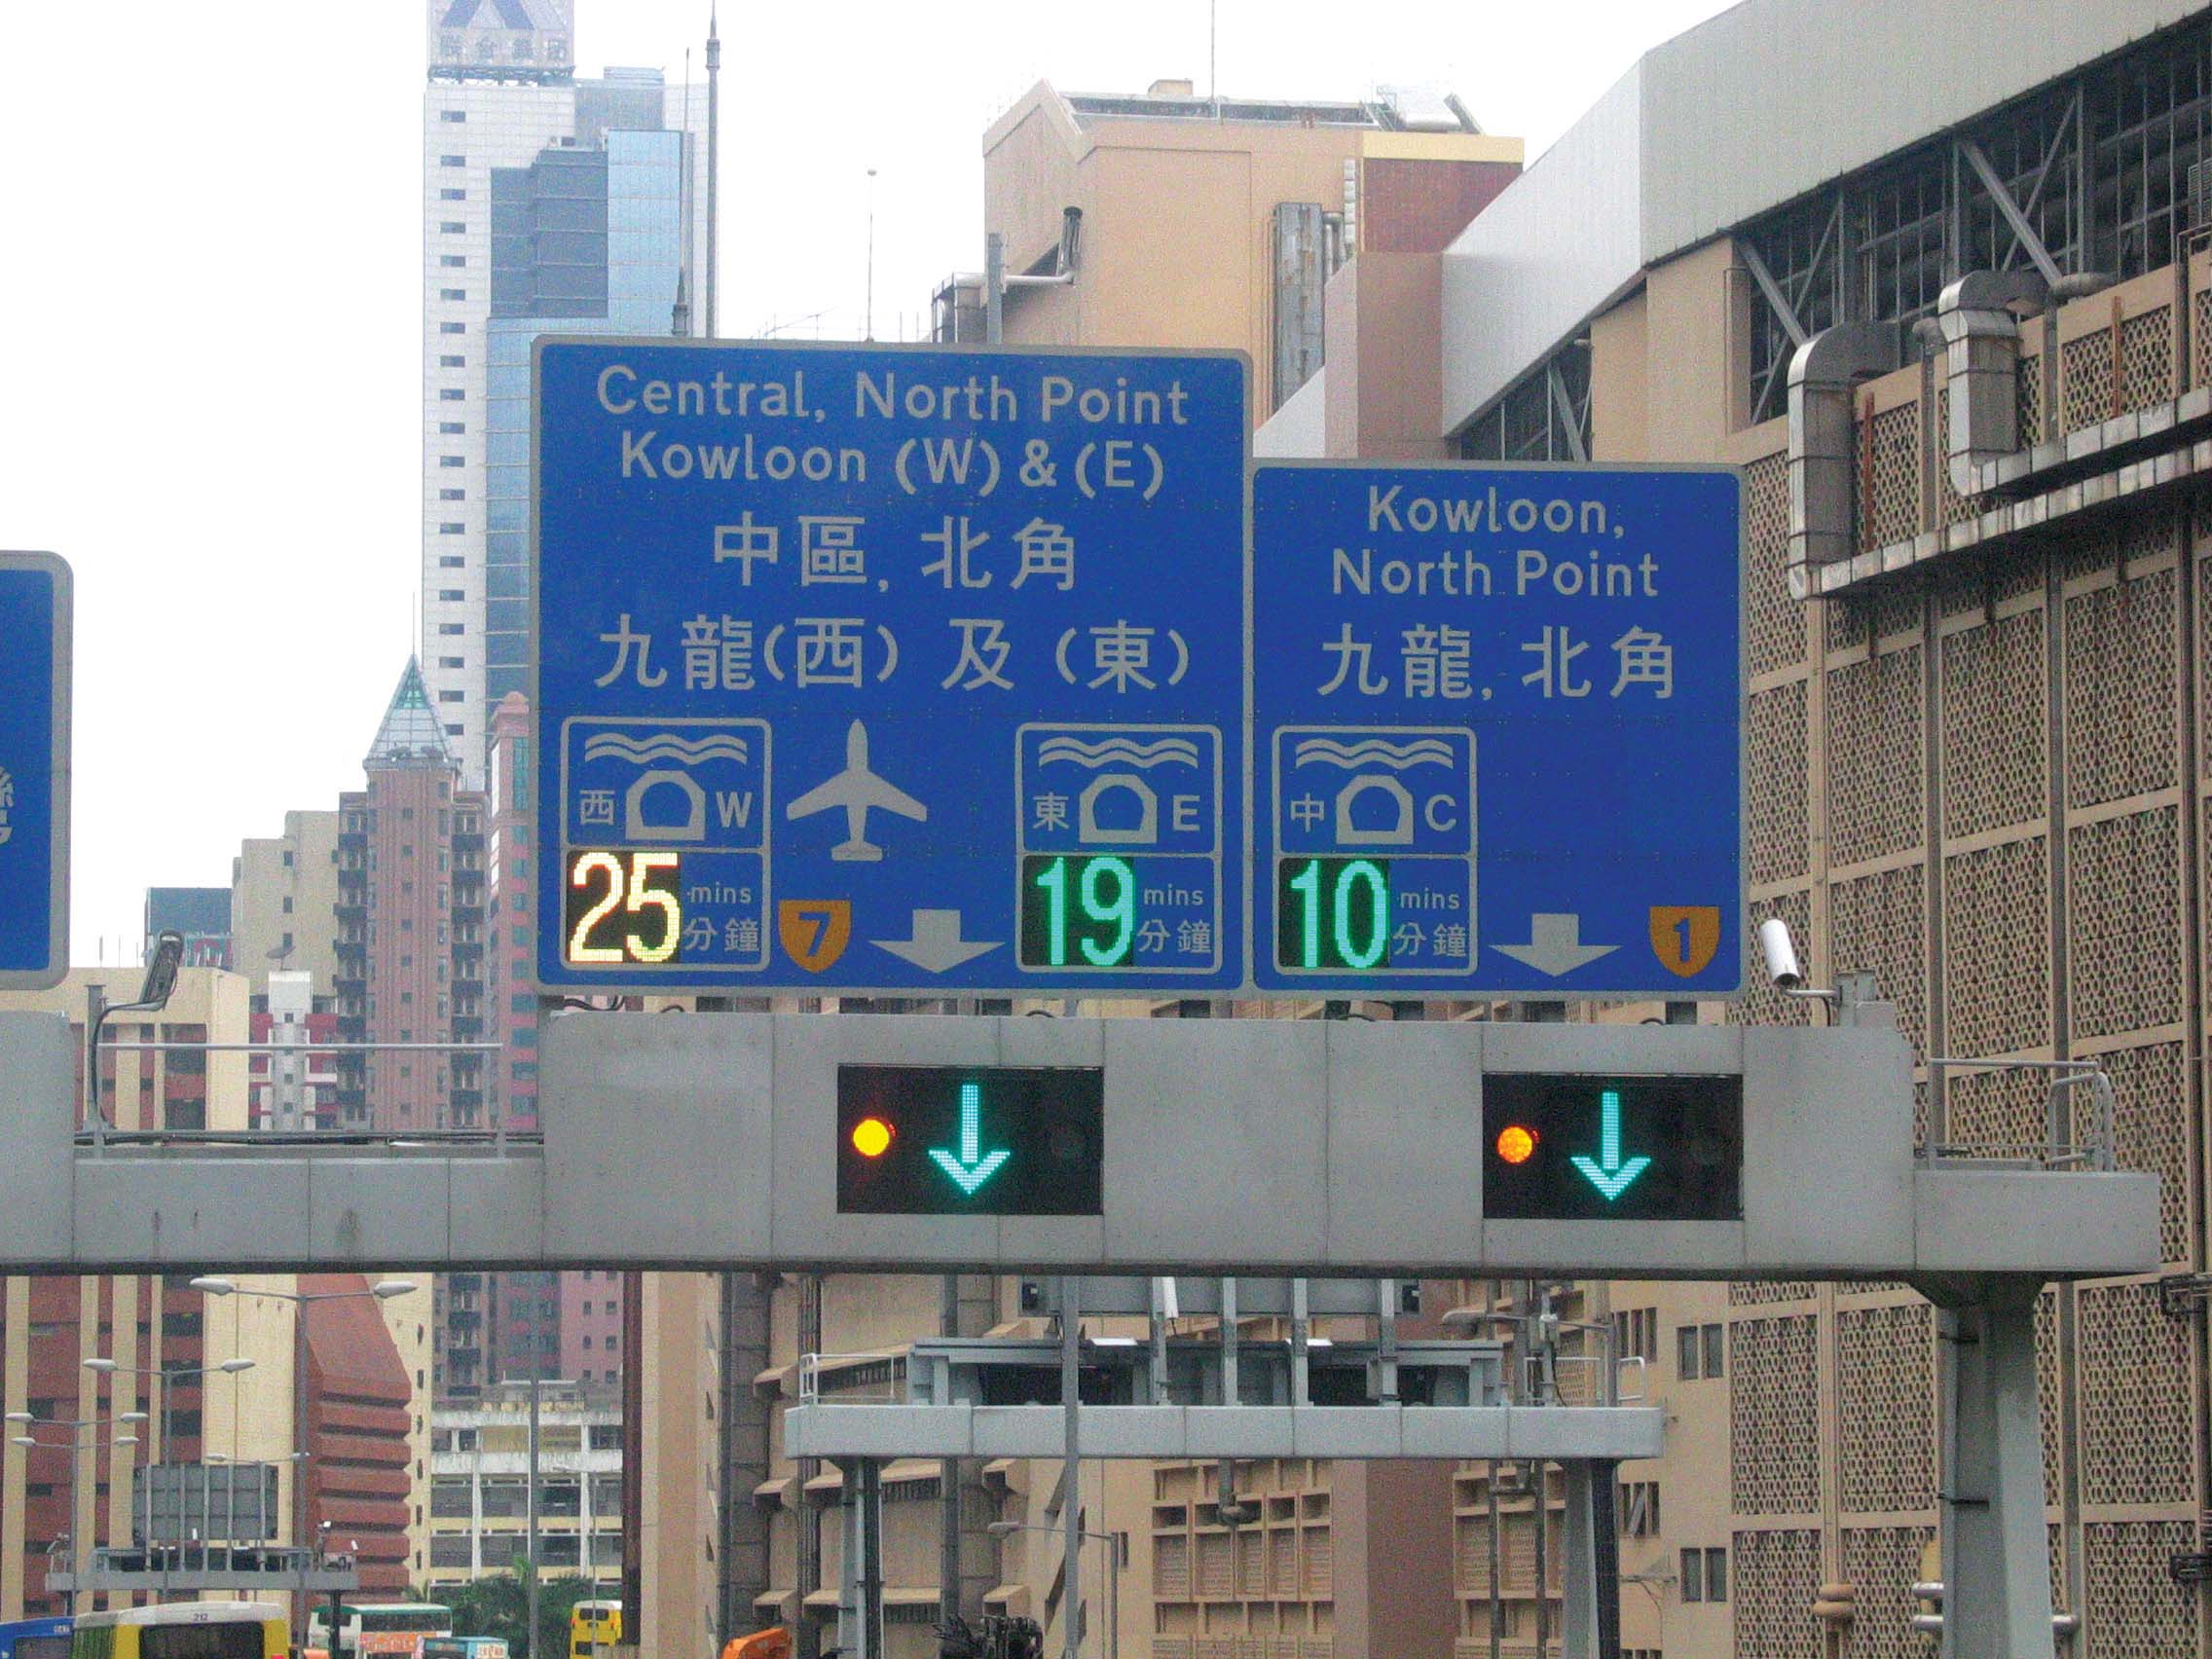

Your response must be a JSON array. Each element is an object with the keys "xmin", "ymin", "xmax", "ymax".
[{"xmin": 306, "ymin": 1605, "xmax": 453, "ymax": 1659}]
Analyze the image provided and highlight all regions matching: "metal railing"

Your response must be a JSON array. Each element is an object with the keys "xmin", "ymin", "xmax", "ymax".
[
  {"xmin": 796, "ymin": 1351, "xmax": 904, "ymax": 1405},
  {"xmin": 1922, "ymin": 1056, "xmax": 2116, "ymax": 1171}
]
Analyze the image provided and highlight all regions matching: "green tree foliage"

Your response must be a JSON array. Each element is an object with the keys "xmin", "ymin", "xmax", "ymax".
[{"xmin": 448, "ymin": 1561, "xmax": 611, "ymax": 1659}]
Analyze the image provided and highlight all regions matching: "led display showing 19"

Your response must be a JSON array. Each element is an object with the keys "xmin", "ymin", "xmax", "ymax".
[
  {"xmin": 1020, "ymin": 855, "xmax": 1138, "ymax": 968},
  {"xmin": 565, "ymin": 850, "xmax": 684, "ymax": 966},
  {"xmin": 1275, "ymin": 857, "xmax": 1392, "ymax": 970}
]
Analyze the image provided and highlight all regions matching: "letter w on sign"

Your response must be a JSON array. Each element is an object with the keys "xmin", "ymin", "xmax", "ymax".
[
  {"xmin": 780, "ymin": 900, "xmax": 852, "ymax": 974},
  {"xmin": 1649, "ymin": 906, "xmax": 1720, "ymax": 977}
]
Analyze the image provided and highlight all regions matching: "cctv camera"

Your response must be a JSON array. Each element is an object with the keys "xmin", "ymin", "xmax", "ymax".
[{"xmin": 1757, "ymin": 917, "xmax": 1803, "ymax": 991}]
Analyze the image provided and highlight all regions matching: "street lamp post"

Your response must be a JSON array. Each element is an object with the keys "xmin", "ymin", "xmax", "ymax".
[
  {"xmin": 82, "ymin": 1355, "xmax": 253, "ymax": 1604},
  {"xmin": 987, "ymin": 1521, "xmax": 1119, "ymax": 1659},
  {"xmin": 190, "ymin": 1276, "xmax": 416, "ymax": 1641},
  {"xmin": 9, "ymin": 1412, "xmax": 146, "ymax": 1613}
]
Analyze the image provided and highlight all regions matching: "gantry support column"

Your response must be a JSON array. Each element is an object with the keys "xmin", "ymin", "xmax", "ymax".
[{"xmin": 1917, "ymin": 1275, "xmax": 2055, "ymax": 1659}]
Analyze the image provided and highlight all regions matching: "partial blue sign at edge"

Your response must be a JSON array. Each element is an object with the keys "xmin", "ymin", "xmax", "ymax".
[{"xmin": 0, "ymin": 552, "xmax": 71, "ymax": 989}]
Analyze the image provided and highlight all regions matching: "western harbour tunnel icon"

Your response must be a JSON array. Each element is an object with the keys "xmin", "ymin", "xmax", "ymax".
[
  {"xmin": 575, "ymin": 726, "xmax": 760, "ymax": 848},
  {"xmin": 626, "ymin": 769, "xmax": 706, "ymax": 841}
]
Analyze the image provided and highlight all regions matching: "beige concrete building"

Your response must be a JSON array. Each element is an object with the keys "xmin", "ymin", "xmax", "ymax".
[
  {"xmin": 231, "ymin": 811, "xmax": 343, "ymax": 1002},
  {"xmin": 426, "ymin": 1380, "xmax": 623, "ymax": 1590},
  {"xmin": 1256, "ymin": 2, "xmax": 2212, "ymax": 1653},
  {"xmin": 963, "ymin": 82, "xmax": 1520, "ymax": 420},
  {"xmin": 0, "ymin": 970, "xmax": 300, "ymax": 1615}
]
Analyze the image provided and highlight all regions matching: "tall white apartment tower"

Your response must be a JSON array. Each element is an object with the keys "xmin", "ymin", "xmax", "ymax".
[{"xmin": 422, "ymin": 0, "xmax": 709, "ymax": 783}]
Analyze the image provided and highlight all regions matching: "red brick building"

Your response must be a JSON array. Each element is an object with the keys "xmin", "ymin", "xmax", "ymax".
[{"xmin": 300, "ymin": 1275, "xmax": 416, "ymax": 1597}]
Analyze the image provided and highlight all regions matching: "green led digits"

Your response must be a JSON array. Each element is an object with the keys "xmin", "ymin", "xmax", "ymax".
[
  {"xmin": 1021, "ymin": 855, "xmax": 1138, "ymax": 968},
  {"xmin": 1276, "ymin": 857, "xmax": 1393, "ymax": 971}
]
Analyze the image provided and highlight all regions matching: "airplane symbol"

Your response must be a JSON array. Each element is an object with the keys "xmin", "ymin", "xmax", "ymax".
[{"xmin": 786, "ymin": 719, "xmax": 927, "ymax": 862}]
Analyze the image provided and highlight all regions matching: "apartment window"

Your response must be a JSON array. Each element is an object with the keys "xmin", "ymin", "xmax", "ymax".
[
  {"xmin": 439, "ymin": 589, "xmax": 464, "ymax": 601},
  {"xmin": 581, "ymin": 1336, "xmax": 593, "ymax": 1350},
  {"xmin": 439, "ymin": 456, "xmax": 463, "ymax": 468},
  {"xmin": 281, "ymin": 897, "xmax": 293, "ymax": 914},
  {"xmin": 1681, "ymin": 1546, "xmax": 1727, "ymax": 1603},
  {"xmin": 440, "ymin": 691, "xmax": 464, "ymax": 703},
  {"xmin": 1619, "ymin": 1481, "xmax": 1660, "ymax": 1536},
  {"xmin": 440, "ymin": 487, "xmax": 465, "ymax": 499},
  {"xmin": 440, "ymin": 220, "xmax": 466, "ymax": 235},
  {"xmin": 439, "ymin": 288, "xmax": 465, "ymax": 301},
  {"xmin": 439, "ymin": 355, "xmax": 465, "ymax": 368},
  {"xmin": 440, "ymin": 321, "xmax": 465, "ymax": 334},
  {"xmin": 1678, "ymin": 1322, "xmax": 1725, "ymax": 1381},
  {"xmin": 441, "ymin": 388, "xmax": 466, "ymax": 402},
  {"xmin": 440, "ymin": 255, "xmax": 465, "ymax": 268},
  {"xmin": 440, "ymin": 110, "xmax": 467, "ymax": 123},
  {"xmin": 439, "ymin": 623, "xmax": 465, "ymax": 636},
  {"xmin": 447, "ymin": 723, "xmax": 464, "ymax": 735},
  {"xmin": 440, "ymin": 154, "xmax": 465, "ymax": 166},
  {"xmin": 1612, "ymin": 1306, "xmax": 1658, "ymax": 1365},
  {"xmin": 439, "ymin": 656, "xmax": 465, "ymax": 670},
  {"xmin": 440, "ymin": 188, "xmax": 466, "ymax": 202}
]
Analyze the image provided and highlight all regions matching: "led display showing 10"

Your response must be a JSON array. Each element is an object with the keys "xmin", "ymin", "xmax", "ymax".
[
  {"xmin": 566, "ymin": 849, "xmax": 684, "ymax": 965},
  {"xmin": 1275, "ymin": 856, "xmax": 1392, "ymax": 970},
  {"xmin": 1019, "ymin": 855, "xmax": 1137, "ymax": 968}
]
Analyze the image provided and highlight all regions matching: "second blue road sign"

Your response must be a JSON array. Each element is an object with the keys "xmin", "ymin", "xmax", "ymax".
[{"xmin": 532, "ymin": 340, "xmax": 1742, "ymax": 998}]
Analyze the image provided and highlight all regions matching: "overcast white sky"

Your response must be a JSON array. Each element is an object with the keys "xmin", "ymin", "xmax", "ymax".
[{"xmin": 0, "ymin": 0, "xmax": 1734, "ymax": 966}]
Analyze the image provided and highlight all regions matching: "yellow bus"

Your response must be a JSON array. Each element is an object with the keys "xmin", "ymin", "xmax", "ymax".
[
  {"xmin": 568, "ymin": 1602, "xmax": 619, "ymax": 1659},
  {"xmin": 71, "ymin": 1604, "xmax": 285, "ymax": 1659}
]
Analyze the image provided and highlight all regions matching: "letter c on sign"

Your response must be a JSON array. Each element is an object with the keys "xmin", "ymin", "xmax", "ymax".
[
  {"xmin": 597, "ymin": 363, "xmax": 638, "ymax": 414},
  {"xmin": 1424, "ymin": 793, "xmax": 1458, "ymax": 832}
]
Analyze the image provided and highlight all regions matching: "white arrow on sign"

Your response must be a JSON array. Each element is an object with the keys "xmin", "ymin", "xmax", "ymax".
[
  {"xmin": 1492, "ymin": 913, "xmax": 1618, "ymax": 978},
  {"xmin": 870, "ymin": 909, "xmax": 1001, "ymax": 974}
]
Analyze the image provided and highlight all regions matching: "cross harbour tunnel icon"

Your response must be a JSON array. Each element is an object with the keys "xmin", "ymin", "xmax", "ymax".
[{"xmin": 1275, "ymin": 729, "xmax": 1474, "ymax": 854}]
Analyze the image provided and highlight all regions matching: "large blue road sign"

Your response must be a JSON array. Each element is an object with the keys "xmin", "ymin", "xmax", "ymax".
[
  {"xmin": 0, "ymin": 553, "xmax": 70, "ymax": 989},
  {"xmin": 1252, "ymin": 462, "xmax": 1743, "ymax": 997},
  {"xmin": 533, "ymin": 340, "xmax": 1248, "ymax": 993}
]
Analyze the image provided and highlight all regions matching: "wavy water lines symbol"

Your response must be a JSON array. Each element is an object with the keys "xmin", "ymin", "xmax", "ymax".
[
  {"xmin": 1292, "ymin": 736, "xmax": 1456, "ymax": 771},
  {"xmin": 583, "ymin": 731, "xmax": 752, "ymax": 767},
  {"xmin": 1036, "ymin": 735, "xmax": 1201, "ymax": 770}
]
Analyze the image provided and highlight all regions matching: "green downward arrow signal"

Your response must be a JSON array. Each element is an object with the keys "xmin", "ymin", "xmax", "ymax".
[
  {"xmin": 1569, "ymin": 1088, "xmax": 1652, "ymax": 1201},
  {"xmin": 929, "ymin": 1082, "xmax": 1013, "ymax": 1196}
]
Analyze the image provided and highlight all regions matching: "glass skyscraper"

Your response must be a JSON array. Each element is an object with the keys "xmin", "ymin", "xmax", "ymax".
[{"xmin": 422, "ymin": 0, "xmax": 705, "ymax": 782}]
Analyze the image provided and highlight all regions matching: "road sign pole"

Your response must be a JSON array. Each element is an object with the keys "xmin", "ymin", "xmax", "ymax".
[{"xmin": 1060, "ymin": 1276, "xmax": 1080, "ymax": 1659}]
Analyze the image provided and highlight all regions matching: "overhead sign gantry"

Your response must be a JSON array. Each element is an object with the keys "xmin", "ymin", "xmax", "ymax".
[{"xmin": 529, "ymin": 341, "xmax": 1744, "ymax": 998}]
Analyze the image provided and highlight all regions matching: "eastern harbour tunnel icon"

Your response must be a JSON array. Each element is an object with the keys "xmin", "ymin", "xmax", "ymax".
[
  {"xmin": 1078, "ymin": 774, "xmax": 1156, "ymax": 843},
  {"xmin": 1037, "ymin": 733, "xmax": 1201, "ymax": 849}
]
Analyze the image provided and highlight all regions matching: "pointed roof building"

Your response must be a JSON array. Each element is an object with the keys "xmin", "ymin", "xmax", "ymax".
[{"xmin": 365, "ymin": 658, "xmax": 458, "ymax": 772}]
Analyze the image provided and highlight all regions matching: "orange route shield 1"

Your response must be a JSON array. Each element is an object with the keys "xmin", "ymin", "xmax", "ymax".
[
  {"xmin": 1649, "ymin": 905, "xmax": 1721, "ymax": 977},
  {"xmin": 780, "ymin": 900, "xmax": 852, "ymax": 973}
]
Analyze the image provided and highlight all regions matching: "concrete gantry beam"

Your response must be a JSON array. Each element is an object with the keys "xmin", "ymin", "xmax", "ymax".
[
  {"xmin": 781, "ymin": 1402, "xmax": 1666, "ymax": 1462},
  {"xmin": 0, "ymin": 1012, "xmax": 2160, "ymax": 1280}
]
